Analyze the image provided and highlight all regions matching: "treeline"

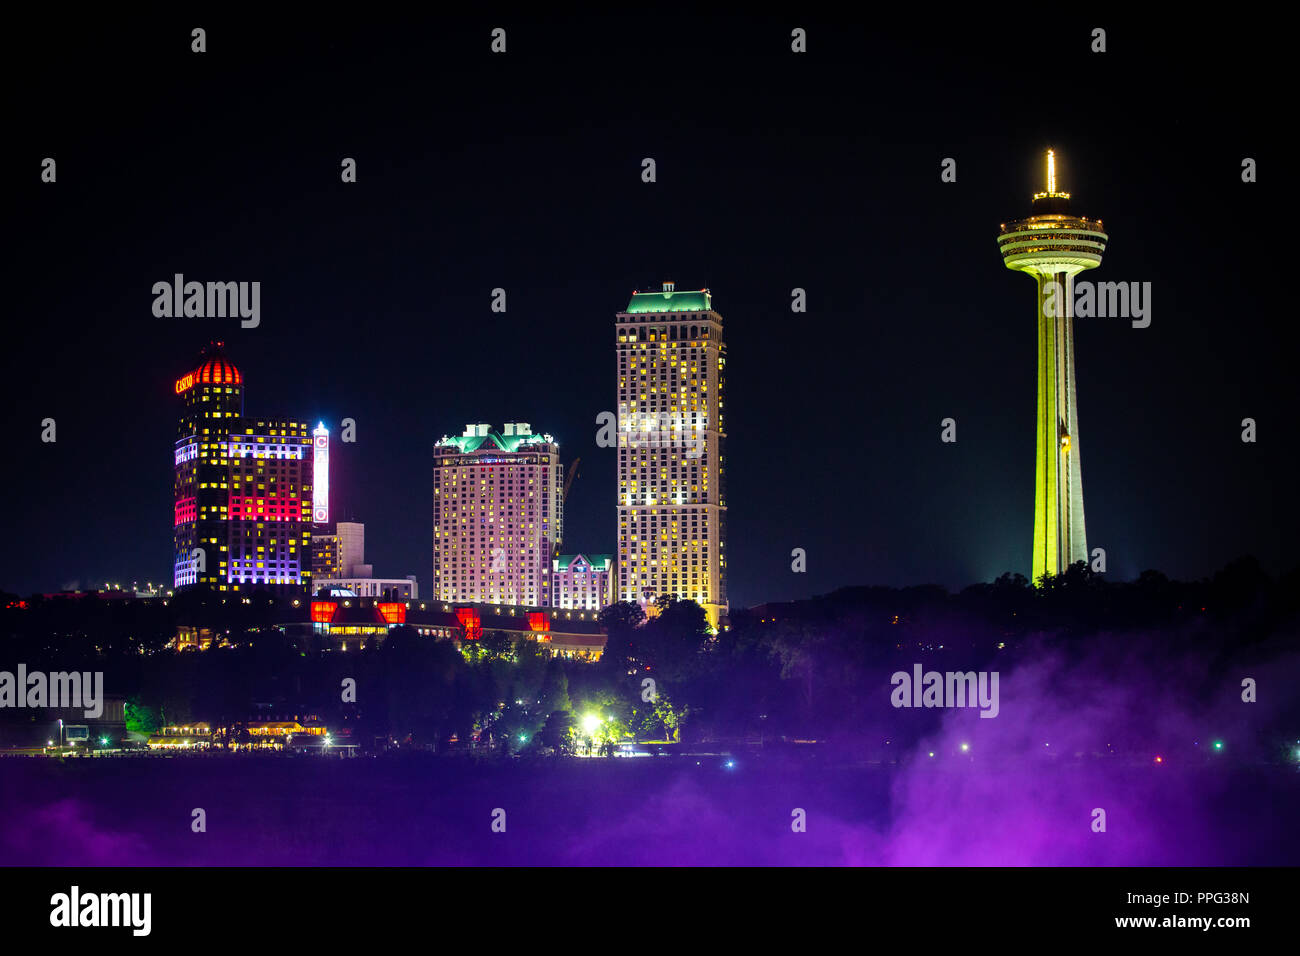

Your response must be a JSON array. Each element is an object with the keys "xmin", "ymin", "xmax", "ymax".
[{"xmin": 2, "ymin": 557, "xmax": 1297, "ymax": 756}]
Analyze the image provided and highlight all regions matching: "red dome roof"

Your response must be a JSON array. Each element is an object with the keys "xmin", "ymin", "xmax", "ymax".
[
  {"xmin": 175, "ymin": 343, "xmax": 243, "ymax": 396},
  {"xmin": 197, "ymin": 355, "xmax": 242, "ymax": 385},
  {"xmin": 196, "ymin": 341, "xmax": 241, "ymax": 385}
]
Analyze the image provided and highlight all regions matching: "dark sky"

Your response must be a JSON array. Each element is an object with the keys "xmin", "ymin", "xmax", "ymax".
[{"xmin": 3, "ymin": 10, "xmax": 1288, "ymax": 607}]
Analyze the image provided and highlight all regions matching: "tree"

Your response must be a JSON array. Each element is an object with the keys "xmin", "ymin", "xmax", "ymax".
[
  {"xmin": 479, "ymin": 630, "xmax": 515, "ymax": 662},
  {"xmin": 649, "ymin": 692, "xmax": 688, "ymax": 743},
  {"xmin": 637, "ymin": 597, "xmax": 710, "ymax": 683},
  {"xmin": 537, "ymin": 657, "xmax": 572, "ymax": 716},
  {"xmin": 600, "ymin": 601, "xmax": 647, "ymax": 633},
  {"xmin": 124, "ymin": 696, "xmax": 163, "ymax": 735},
  {"xmin": 541, "ymin": 710, "xmax": 574, "ymax": 753}
]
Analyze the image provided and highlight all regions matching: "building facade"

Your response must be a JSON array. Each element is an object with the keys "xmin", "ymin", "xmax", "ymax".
[
  {"xmin": 311, "ymin": 521, "xmax": 366, "ymax": 579},
  {"xmin": 433, "ymin": 423, "xmax": 563, "ymax": 607},
  {"xmin": 173, "ymin": 342, "xmax": 315, "ymax": 593},
  {"xmin": 313, "ymin": 576, "xmax": 418, "ymax": 599},
  {"xmin": 616, "ymin": 283, "xmax": 727, "ymax": 626},
  {"xmin": 311, "ymin": 530, "xmax": 343, "ymax": 578},
  {"xmin": 226, "ymin": 419, "xmax": 314, "ymax": 589},
  {"xmin": 302, "ymin": 598, "xmax": 604, "ymax": 659},
  {"xmin": 553, "ymin": 553, "xmax": 613, "ymax": 611}
]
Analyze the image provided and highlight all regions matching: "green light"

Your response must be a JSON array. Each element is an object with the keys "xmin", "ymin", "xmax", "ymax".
[
  {"xmin": 436, "ymin": 428, "xmax": 555, "ymax": 455},
  {"xmin": 1213, "ymin": 740, "xmax": 1223, "ymax": 750},
  {"xmin": 624, "ymin": 289, "xmax": 711, "ymax": 313}
]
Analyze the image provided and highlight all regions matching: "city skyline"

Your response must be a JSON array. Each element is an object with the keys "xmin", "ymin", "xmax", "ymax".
[
  {"xmin": 4, "ymin": 12, "xmax": 1288, "ymax": 608},
  {"xmin": 1, "ymin": 5, "xmax": 1294, "ymax": 896}
]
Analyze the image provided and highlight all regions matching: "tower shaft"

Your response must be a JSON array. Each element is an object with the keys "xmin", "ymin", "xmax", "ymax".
[{"xmin": 1032, "ymin": 271, "xmax": 1087, "ymax": 580}]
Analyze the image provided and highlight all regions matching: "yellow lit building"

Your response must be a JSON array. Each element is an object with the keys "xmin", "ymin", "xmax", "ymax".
[{"xmin": 616, "ymin": 283, "xmax": 727, "ymax": 626}]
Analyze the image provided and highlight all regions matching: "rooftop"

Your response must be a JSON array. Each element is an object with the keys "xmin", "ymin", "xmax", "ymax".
[
  {"xmin": 624, "ymin": 282, "xmax": 711, "ymax": 314},
  {"xmin": 555, "ymin": 553, "xmax": 613, "ymax": 571},
  {"xmin": 436, "ymin": 422, "xmax": 556, "ymax": 454}
]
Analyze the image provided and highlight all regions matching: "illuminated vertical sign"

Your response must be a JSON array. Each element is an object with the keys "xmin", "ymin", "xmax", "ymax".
[{"xmin": 313, "ymin": 423, "xmax": 329, "ymax": 523}]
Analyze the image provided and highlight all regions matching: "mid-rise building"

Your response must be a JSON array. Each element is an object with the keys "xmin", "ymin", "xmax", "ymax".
[
  {"xmin": 553, "ymin": 553, "xmax": 613, "ymax": 611},
  {"xmin": 433, "ymin": 423, "xmax": 563, "ymax": 607},
  {"xmin": 616, "ymin": 283, "xmax": 727, "ymax": 626},
  {"xmin": 311, "ymin": 531, "xmax": 343, "ymax": 578},
  {"xmin": 312, "ymin": 521, "xmax": 412, "ymax": 597},
  {"xmin": 311, "ymin": 520, "xmax": 366, "ymax": 578}
]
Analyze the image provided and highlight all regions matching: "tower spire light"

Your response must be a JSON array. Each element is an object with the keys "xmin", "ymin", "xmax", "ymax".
[{"xmin": 1032, "ymin": 147, "xmax": 1070, "ymax": 201}]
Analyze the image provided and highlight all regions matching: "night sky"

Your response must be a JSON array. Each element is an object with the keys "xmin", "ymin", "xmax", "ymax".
[{"xmin": 3, "ymin": 11, "xmax": 1287, "ymax": 607}]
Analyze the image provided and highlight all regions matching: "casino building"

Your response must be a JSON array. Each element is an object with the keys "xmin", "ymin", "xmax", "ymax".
[
  {"xmin": 300, "ymin": 597, "xmax": 605, "ymax": 659},
  {"xmin": 172, "ymin": 342, "xmax": 317, "ymax": 593}
]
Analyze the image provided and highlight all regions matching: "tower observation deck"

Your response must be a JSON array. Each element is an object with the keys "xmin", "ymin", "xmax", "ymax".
[{"xmin": 998, "ymin": 150, "xmax": 1107, "ymax": 582}]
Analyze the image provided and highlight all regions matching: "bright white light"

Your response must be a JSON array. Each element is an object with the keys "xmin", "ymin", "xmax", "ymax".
[
  {"xmin": 582, "ymin": 713, "xmax": 602, "ymax": 735},
  {"xmin": 313, "ymin": 424, "xmax": 329, "ymax": 523}
]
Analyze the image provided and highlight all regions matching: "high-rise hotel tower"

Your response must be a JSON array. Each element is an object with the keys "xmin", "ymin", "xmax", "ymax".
[
  {"xmin": 173, "ymin": 342, "xmax": 316, "ymax": 592},
  {"xmin": 433, "ymin": 423, "xmax": 563, "ymax": 607},
  {"xmin": 616, "ymin": 283, "xmax": 727, "ymax": 626},
  {"xmin": 998, "ymin": 151, "xmax": 1107, "ymax": 582}
]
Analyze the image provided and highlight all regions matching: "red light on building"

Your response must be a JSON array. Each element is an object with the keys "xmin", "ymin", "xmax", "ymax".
[
  {"xmin": 174, "ymin": 371, "xmax": 198, "ymax": 394},
  {"xmin": 229, "ymin": 495, "xmax": 302, "ymax": 522},
  {"xmin": 198, "ymin": 356, "xmax": 242, "ymax": 385},
  {"xmin": 528, "ymin": 611, "xmax": 549, "ymax": 632},
  {"xmin": 174, "ymin": 496, "xmax": 197, "ymax": 527},
  {"xmin": 456, "ymin": 607, "xmax": 482, "ymax": 640},
  {"xmin": 311, "ymin": 602, "xmax": 338, "ymax": 623},
  {"xmin": 377, "ymin": 603, "xmax": 406, "ymax": 624}
]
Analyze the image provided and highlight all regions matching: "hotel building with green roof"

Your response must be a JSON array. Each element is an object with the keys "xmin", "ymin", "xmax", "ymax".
[
  {"xmin": 616, "ymin": 282, "xmax": 727, "ymax": 627},
  {"xmin": 433, "ymin": 422, "xmax": 563, "ymax": 607}
]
